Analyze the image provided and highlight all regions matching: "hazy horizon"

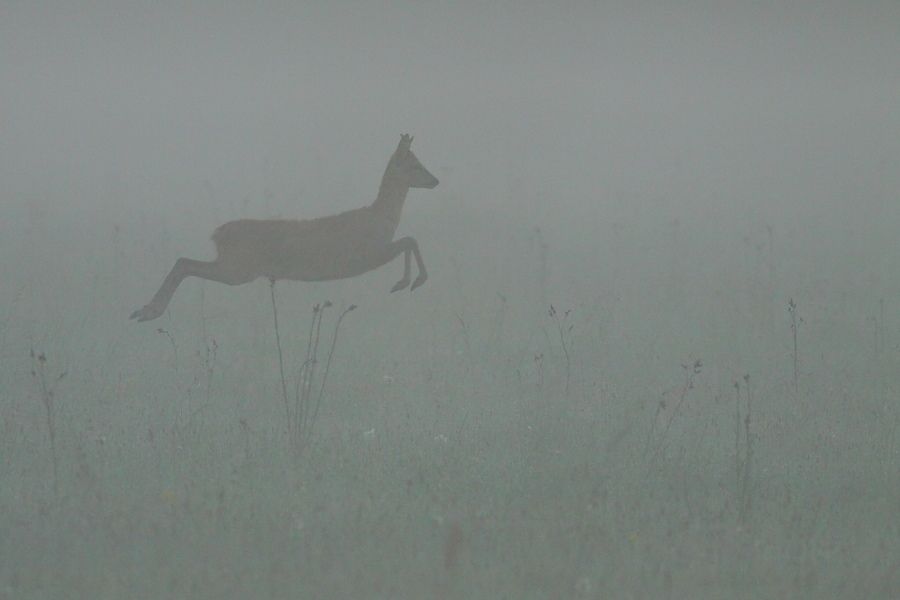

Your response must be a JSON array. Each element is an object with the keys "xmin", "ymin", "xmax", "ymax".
[{"xmin": 2, "ymin": 2, "xmax": 899, "ymax": 597}]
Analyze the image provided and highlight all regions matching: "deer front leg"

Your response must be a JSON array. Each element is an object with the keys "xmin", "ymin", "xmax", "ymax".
[
  {"xmin": 386, "ymin": 237, "xmax": 427, "ymax": 293},
  {"xmin": 390, "ymin": 242, "xmax": 412, "ymax": 292},
  {"xmin": 409, "ymin": 239, "xmax": 427, "ymax": 291}
]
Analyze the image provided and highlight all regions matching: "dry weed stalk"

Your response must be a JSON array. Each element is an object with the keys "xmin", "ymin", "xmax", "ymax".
[
  {"xmin": 30, "ymin": 349, "xmax": 66, "ymax": 499},
  {"xmin": 548, "ymin": 305, "xmax": 573, "ymax": 397},
  {"xmin": 788, "ymin": 298, "xmax": 801, "ymax": 394},
  {"xmin": 644, "ymin": 359, "xmax": 702, "ymax": 460},
  {"xmin": 734, "ymin": 374, "xmax": 754, "ymax": 523},
  {"xmin": 269, "ymin": 285, "xmax": 356, "ymax": 451}
]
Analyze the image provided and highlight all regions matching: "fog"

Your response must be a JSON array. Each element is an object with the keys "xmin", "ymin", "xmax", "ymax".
[{"xmin": 2, "ymin": 1, "xmax": 899, "ymax": 597}]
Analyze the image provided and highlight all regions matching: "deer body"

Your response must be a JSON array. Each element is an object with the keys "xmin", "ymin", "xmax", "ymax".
[{"xmin": 131, "ymin": 135, "xmax": 437, "ymax": 322}]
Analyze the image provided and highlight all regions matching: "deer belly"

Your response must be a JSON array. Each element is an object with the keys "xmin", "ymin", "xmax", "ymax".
[{"xmin": 276, "ymin": 239, "xmax": 390, "ymax": 281}]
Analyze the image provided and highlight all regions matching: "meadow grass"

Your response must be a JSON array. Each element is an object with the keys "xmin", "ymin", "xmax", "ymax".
[{"xmin": 1, "ymin": 209, "xmax": 898, "ymax": 599}]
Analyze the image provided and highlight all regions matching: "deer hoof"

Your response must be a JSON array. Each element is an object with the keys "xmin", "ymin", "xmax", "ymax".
[
  {"xmin": 410, "ymin": 274, "xmax": 427, "ymax": 291},
  {"xmin": 130, "ymin": 304, "xmax": 163, "ymax": 322},
  {"xmin": 390, "ymin": 279, "xmax": 410, "ymax": 293}
]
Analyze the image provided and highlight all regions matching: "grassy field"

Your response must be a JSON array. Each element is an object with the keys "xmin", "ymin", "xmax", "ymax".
[{"xmin": 1, "ymin": 200, "xmax": 899, "ymax": 600}]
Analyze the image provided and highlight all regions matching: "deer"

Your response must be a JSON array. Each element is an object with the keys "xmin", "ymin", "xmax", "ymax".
[{"xmin": 130, "ymin": 134, "xmax": 438, "ymax": 322}]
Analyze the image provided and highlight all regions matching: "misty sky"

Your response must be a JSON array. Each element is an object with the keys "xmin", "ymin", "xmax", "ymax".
[{"xmin": 1, "ymin": 0, "xmax": 897, "ymax": 242}]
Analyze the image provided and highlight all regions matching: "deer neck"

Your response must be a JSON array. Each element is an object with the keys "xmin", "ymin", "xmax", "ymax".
[{"xmin": 371, "ymin": 170, "xmax": 410, "ymax": 230}]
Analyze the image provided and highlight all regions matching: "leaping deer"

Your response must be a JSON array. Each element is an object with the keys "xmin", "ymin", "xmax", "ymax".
[{"xmin": 130, "ymin": 134, "xmax": 438, "ymax": 322}]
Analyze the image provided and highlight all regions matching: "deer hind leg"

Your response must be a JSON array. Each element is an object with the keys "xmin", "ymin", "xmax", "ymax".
[
  {"xmin": 389, "ymin": 236, "xmax": 427, "ymax": 293},
  {"xmin": 130, "ymin": 257, "xmax": 255, "ymax": 322}
]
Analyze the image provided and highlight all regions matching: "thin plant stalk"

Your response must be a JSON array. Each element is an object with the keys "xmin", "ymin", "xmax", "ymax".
[
  {"xmin": 734, "ymin": 380, "xmax": 742, "ymax": 498},
  {"xmin": 658, "ymin": 360, "xmax": 702, "ymax": 445},
  {"xmin": 30, "ymin": 350, "xmax": 66, "ymax": 500},
  {"xmin": 549, "ymin": 305, "xmax": 572, "ymax": 397},
  {"xmin": 291, "ymin": 301, "xmax": 356, "ymax": 450},
  {"xmin": 310, "ymin": 304, "xmax": 357, "ymax": 429},
  {"xmin": 294, "ymin": 303, "xmax": 323, "ymax": 431},
  {"xmin": 156, "ymin": 327, "xmax": 179, "ymax": 374},
  {"xmin": 645, "ymin": 359, "xmax": 702, "ymax": 461},
  {"xmin": 741, "ymin": 374, "xmax": 753, "ymax": 522},
  {"xmin": 269, "ymin": 279, "xmax": 290, "ymax": 425},
  {"xmin": 788, "ymin": 298, "xmax": 801, "ymax": 394},
  {"xmin": 734, "ymin": 373, "xmax": 754, "ymax": 524},
  {"xmin": 297, "ymin": 302, "xmax": 327, "ymax": 440}
]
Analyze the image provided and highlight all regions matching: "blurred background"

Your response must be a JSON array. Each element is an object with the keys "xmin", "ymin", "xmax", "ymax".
[{"xmin": 1, "ymin": 1, "xmax": 899, "ymax": 597}]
